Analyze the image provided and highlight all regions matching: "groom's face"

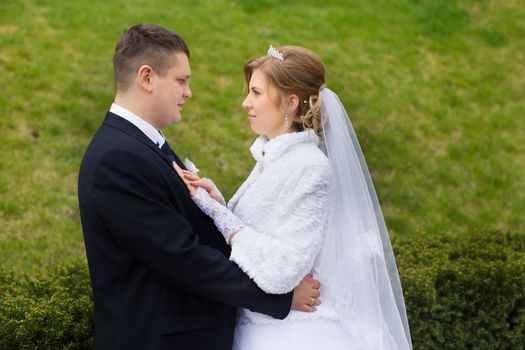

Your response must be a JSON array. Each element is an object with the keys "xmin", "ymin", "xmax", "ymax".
[{"xmin": 151, "ymin": 52, "xmax": 192, "ymax": 128}]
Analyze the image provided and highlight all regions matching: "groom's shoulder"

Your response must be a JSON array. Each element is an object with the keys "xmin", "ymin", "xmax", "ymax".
[
  {"xmin": 82, "ymin": 117, "xmax": 155, "ymax": 167},
  {"xmin": 90, "ymin": 114, "xmax": 147, "ymax": 150},
  {"xmin": 87, "ymin": 125, "xmax": 135, "ymax": 155}
]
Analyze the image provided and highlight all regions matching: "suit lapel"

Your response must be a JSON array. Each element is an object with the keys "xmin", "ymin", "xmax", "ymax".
[{"xmin": 103, "ymin": 112, "xmax": 186, "ymax": 170}]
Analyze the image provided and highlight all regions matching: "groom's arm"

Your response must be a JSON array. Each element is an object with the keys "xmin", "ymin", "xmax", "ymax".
[{"xmin": 92, "ymin": 149, "xmax": 293, "ymax": 318}]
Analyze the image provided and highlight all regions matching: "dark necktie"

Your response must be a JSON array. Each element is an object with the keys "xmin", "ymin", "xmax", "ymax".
[{"xmin": 160, "ymin": 140, "xmax": 184, "ymax": 168}]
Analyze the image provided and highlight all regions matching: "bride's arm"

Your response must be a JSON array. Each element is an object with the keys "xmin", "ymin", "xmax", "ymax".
[{"xmin": 191, "ymin": 164, "xmax": 332, "ymax": 294}]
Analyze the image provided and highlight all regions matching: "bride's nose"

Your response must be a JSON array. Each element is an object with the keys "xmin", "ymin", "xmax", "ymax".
[{"xmin": 242, "ymin": 96, "xmax": 251, "ymax": 110}]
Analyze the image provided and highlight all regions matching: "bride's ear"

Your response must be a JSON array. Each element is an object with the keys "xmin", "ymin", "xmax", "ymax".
[{"xmin": 285, "ymin": 94, "xmax": 299, "ymax": 115}]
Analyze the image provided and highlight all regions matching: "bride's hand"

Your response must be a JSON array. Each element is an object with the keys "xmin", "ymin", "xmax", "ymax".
[
  {"xmin": 172, "ymin": 163, "xmax": 223, "ymax": 202},
  {"xmin": 172, "ymin": 162, "xmax": 197, "ymax": 196},
  {"xmin": 180, "ymin": 171, "xmax": 224, "ymax": 203}
]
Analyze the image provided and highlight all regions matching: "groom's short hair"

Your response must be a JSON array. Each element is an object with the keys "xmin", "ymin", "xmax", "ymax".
[{"xmin": 113, "ymin": 23, "xmax": 190, "ymax": 92}]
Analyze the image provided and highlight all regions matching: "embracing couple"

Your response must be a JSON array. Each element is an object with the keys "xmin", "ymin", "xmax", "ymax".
[{"xmin": 78, "ymin": 24, "xmax": 412, "ymax": 350}]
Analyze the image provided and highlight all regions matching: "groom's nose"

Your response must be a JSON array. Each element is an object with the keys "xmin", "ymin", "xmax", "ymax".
[{"xmin": 184, "ymin": 86, "xmax": 192, "ymax": 99}]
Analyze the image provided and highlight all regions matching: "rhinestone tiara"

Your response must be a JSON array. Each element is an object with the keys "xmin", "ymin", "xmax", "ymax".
[{"xmin": 267, "ymin": 45, "xmax": 284, "ymax": 61}]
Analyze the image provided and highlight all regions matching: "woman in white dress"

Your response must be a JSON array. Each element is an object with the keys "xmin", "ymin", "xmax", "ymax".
[{"xmin": 175, "ymin": 46, "xmax": 412, "ymax": 349}]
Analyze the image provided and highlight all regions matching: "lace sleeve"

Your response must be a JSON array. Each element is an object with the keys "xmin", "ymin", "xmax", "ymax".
[{"xmin": 192, "ymin": 187, "xmax": 242, "ymax": 242}]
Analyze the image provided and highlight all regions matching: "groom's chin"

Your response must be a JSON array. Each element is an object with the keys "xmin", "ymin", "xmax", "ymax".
[
  {"xmin": 159, "ymin": 115, "xmax": 182, "ymax": 129},
  {"xmin": 170, "ymin": 113, "xmax": 182, "ymax": 125}
]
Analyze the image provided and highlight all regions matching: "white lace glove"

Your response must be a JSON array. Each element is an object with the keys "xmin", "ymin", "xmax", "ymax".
[{"xmin": 192, "ymin": 187, "xmax": 243, "ymax": 243}]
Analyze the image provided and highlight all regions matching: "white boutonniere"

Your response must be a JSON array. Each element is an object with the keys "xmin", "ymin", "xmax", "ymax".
[{"xmin": 183, "ymin": 158, "xmax": 200, "ymax": 174}]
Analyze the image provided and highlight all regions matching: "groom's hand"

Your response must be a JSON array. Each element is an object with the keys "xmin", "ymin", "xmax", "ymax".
[{"xmin": 291, "ymin": 274, "xmax": 321, "ymax": 312}]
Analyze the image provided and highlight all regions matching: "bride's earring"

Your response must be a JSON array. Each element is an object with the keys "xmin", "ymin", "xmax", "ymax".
[{"xmin": 285, "ymin": 114, "xmax": 289, "ymax": 130}]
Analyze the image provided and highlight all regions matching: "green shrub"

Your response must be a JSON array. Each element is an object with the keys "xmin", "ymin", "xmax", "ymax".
[
  {"xmin": 0, "ymin": 263, "xmax": 94, "ymax": 349},
  {"xmin": 0, "ymin": 231, "xmax": 523, "ymax": 349},
  {"xmin": 394, "ymin": 231, "xmax": 525, "ymax": 350}
]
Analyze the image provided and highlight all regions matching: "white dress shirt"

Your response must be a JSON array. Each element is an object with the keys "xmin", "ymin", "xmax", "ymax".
[{"xmin": 110, "ymin": 103, "xmax": 166, "ymax": 148}]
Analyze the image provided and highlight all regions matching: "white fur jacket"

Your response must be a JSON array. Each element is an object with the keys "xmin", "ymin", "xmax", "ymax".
[{"xmin": 192, "ymin": 129, "xmax": 335, "ymax": 324}]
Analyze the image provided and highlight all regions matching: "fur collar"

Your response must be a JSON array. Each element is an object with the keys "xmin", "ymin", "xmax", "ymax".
[{"xmin": 250, "ymin": 129, "xmax": 319, "ymax": 163}]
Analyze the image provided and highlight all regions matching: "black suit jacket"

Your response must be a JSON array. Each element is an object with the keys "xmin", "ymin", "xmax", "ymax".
[{"xmin": 78, "ymin": 112, "xmax": 292, "ymax": 350}]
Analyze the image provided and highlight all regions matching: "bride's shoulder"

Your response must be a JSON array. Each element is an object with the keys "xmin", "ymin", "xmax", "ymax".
[
  {"xmin": 286, "ymin": 143, "xmax": 331, "ymax": 178},
  {"xmin": 295, "ymin": 141, "xmax": 329, "ymax": 164}
]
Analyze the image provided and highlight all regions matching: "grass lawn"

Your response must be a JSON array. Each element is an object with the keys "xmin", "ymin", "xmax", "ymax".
[{"xmin": 0, "ymin": 0, "xmax": 524, "ymax": 273}]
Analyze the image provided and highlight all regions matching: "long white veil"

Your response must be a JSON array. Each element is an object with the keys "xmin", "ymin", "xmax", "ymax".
[{"xmin": 317, "ymin": 88, "xmax": 412, "ymax": 349}]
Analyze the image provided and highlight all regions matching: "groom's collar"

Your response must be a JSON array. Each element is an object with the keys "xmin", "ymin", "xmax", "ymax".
[
  {"xmin": 109, "ymin": 103, "xmax": 166, "ymax": 148},
  {"xmin": 103, "ymin": 112, "xmax": 172, "ymax": 164}
]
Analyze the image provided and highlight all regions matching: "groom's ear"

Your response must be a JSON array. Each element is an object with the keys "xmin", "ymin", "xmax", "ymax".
[{"xmin": 137, "ymin": 65, "xmax": 154, "ymax": 93}]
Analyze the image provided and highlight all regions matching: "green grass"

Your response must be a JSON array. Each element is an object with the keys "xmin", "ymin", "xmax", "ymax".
[{"xmin": 0, "ymin": 0, "xmax": 524, "ymax": 272}]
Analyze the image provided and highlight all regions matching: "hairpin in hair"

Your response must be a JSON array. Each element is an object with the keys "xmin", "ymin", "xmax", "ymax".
[{"xmin": 267, "ymin": 45, "xmax": 284, "ymax": 61}]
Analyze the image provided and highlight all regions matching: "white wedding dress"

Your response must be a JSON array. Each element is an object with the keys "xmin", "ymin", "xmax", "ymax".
[
  {"xmin": 192, "ymin": 89, "xmax": 412, "ymax": 350},
  {"xmin": 194, "ymin": 129, "xmax": 362, "ymax": 349}
]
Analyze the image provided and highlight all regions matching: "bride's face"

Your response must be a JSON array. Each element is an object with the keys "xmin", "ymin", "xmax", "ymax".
[{"xmin": 242, "ymin": 69, "xmax": 286, "ymax": 139}]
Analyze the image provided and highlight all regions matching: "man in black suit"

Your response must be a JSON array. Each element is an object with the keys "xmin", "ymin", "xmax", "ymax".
[{"xmin": 78, "ymin": 24, "xmax": 320, "ymax": 350}]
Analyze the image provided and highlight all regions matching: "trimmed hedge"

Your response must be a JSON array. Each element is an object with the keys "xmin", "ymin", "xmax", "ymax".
[
  {"xmin": 1, "ymin": 231, "xmax": 523, "ymax": 349},
  {"xmin": 394, "ymin": 231, "xmax": 525, "ymax": 350}
]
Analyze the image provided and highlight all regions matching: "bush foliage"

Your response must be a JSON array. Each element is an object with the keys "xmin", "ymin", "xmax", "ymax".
[
  {"xmin": 395, "ymin": 231, "xmax": 525, "ymax": 350},
  {"xmin": 0, "ymin": 264, "xmax": 94, "ymax": 350},
  {"xmin": 1, "ymin": 231, "xmax": 523, "ymax": 349}
]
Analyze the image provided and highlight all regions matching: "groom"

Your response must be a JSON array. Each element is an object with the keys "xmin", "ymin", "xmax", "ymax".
[{"xmin": 78, "ymin": 24, "xmax": 320, "ymax": 350}]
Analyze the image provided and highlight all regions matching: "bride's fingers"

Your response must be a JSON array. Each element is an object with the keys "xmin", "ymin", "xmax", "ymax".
[
  {"xmin": 210, "ymin": 192, "xmax": 223, "ymax": 203},
  {"xmin": 183, "ymin": 173, "xmax": 200, "ymax": 181},
  {"xmin": 190, "ymin": 179, "xmax": 213, "ymax": 190},
  {"xmin": 172, "ymin": 162, "xmax": 185, "ymax": 177},
  {"xmin": 175, "ymin": 165, "xmax": 196, "ymax": 178},
  {"xmin": 173, "ymin": 164, "xmax": 195, "ymax": 189}
]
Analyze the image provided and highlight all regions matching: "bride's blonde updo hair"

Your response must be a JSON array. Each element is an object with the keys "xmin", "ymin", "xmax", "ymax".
[{"xmin": 243, "ymin": 46, "xmax": 326, "ymax": 136}]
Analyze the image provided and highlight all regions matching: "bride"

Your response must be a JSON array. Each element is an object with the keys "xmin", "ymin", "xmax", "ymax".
[{"xmin": 174, "ymin": 45, "xmax": 412, "ymax": 349}]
